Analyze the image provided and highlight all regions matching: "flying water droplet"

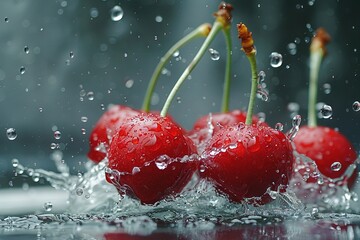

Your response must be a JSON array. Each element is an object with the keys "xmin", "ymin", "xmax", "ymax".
[
  {"xmin": 20, "ymin": 66, "xmax": 26, "ymax": 74},
  {"xmin": 323, "ymin": 83, "xmax": 331, "ymax": 94},
  {"xmin": 176, "ymin": 97, "xmax": 181, "ymax": 103},
  {"xmin": 12, "ymin": 159, "xmax": 19, "ymax": 168},
  {"xmin": 44, "ymin": 202, "xmax": 53, "ymax": 212},
  {"xmin": 311, "ymin": 207, "xmax": 319, "ymax": 217},
  {"xmin": 208, "ymin": 48, "xmax": 220, "ymax": 60},
  {"xmin": 87, "ymin": 91, "xmax": 94, "ymax": 101},
  {"xmin": 258, "ymin": 71, "xmax": 266, "ymax": 83},
  {"xmin": 269, "ymin": 52, "xmax": 283, "ymax": 68},
  {"xmin": 155, "ymin": 15, "xmax": 163, "ymax": 23},
  {"xmin": 81, "ymin": 128, "xmax": 86, "ymax": 135},
  {"xmin": 4, "ymin": 17, "xmax": 9, "ymax": 22},
  {"xmin": 6, "ymin": 128, "xmax": 17, "ymax": 140},
  {"xmin": 286, "ymin": 115, "xmax": 301, "ymax": 141},
  {"xmin": 287, "ymin": 43, "xmax": 297, "ymax": 55},
  {"xmin": 352, "ymin": 101, "xmax": 360, "ymax": 112},
  {"xmin": 319, "ymin": 104, "xmax": 333, "ymax": 119},
  {"xmin": 110, "ymin": 5, "xmax": 124, "ymax": 22},
  {"xmin": 54, "ymin": 130, "xmax": 61, "ymax": 140},
  {"xmin": 287, "ymin": 102, "xmax": 300, "ymax": 113},
  {"xmin": 70, "ymin": 51, "xmax": 74, "ymax": 58},
  {"xmin": 81, "ymin": 116, "xmax": 88, "ymax": 122},
  {"xmin": 24, "ymin": 46, "xmax": 29, "ymax": 54},
  {"xmin": 125, "ymin": 79, "xmax": 134, "ymax": 88},
  {"xmin": 331, "ymin": 162, "xmax": 342, "ymax": 172},
  {"xmin": 275, "ymin": 123, "xmax": 284, "ymax": 131},
  {"xmin": 173, "ymin": 50, "xmax": 180, "ymax": 57}
]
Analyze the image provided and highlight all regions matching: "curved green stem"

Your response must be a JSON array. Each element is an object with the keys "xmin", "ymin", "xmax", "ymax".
[
  {"xmin": 160, "ymin": 21, "xmax": 223, "ymax": 117},
  {"xmin": 308, "ymin": 50, "xmax": 323, "ymax": 127},
  {"xmin": 221, "ymin": 26, "xmax": 232, "ymax": 113},
  {"xmin": 142, "ymin": 24, "xmax": 211, "ymax": 112},
  {"xmin": 245, "ymin": 54, "xmax": 258, "ymax": 125}
]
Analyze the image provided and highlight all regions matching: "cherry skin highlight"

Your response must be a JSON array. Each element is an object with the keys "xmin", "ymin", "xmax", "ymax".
[
  {"xmin": 294, "ymin": 126, "xmax": 357, "ymax": 185},
  {"xmin": 88, "ymin": 105, "xmax": 140, "ymax": 163},
  {"xmin": 201, "ymin": 123, "xmax": 294, "ymax": 205},
  {"xmin": 106, "ymin": 113, "xmax": 197, "ymax": 205}
]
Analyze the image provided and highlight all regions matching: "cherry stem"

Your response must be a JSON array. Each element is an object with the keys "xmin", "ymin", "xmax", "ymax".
[
  {"xmin": 221, "ymin": 26, "xmax": 232, "ymax": 113},
  {"xmin": 160, "ymin": 21, "xmax": 223, "ymax": 117},
  {"xmin": 245, "ymin": 54, "xmax": 258, "ymax": 125},
  {"xmin": 141, "ymin": 23, "xmax": 211, "ymax": 112},
  {"xmin": 307, "ymin": 50, "xmax": 323, "ymax": 127},
  {"xmin": 307, "ymin": 28, "xmax": 330, "ymax": 127}
]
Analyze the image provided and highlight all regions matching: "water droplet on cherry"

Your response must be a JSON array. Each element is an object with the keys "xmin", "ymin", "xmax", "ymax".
[{"xmin": 331, "ymin": 162, "xmax": 342, "ymax": 172}]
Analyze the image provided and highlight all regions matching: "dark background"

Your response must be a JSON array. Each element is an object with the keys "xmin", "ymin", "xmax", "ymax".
[{"xmin": 0, "ymin": 0, "xmax": 359, "ymax": 188}]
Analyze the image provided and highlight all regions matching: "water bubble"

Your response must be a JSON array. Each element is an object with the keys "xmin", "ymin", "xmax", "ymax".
[
  {"xmin": 161, "ymin": 68, "xmax": 171, "ymax": 76},
  {"xmin": 70, "ymin": 51, "xmax": 74, "ymax": 58},
  {"xmin": 24, "ymin": 46, "xmax": 29, "ymax": 54},
  {"xmin": 44, "ymin": 202, "xmax": 53, "ymax": 212},
  {"xmin": 110, "ymin": 5, "xmax": 124, "ymax": 21},
  {"xmin": 20, "ymin": 66, "xmax": 26, "ymax": 74},
  {"xmin": 87, "ymin": 91, "xmax": 94, "ymax": 101},
  {"xmin": 6, "ymin": 128, "xmax": 17, "ymax": 140},
  {"xmin": 54, "ymin": 130, "xmax": 61, "ymax": 140},
  {"xmin": 256, "ymin": 88, "xmax": 269, "ymax": 102},
  {"xmin": 12, "ymin": 159, "xmax": 19, "ymax": 168},
  {"xmin": 323, "ymin": 83, "xmax": 331, "ymax": 94},
  {"xmin": 319, "ymin": 104, "xmax": 333, "ymax": 119},
  {"xmin": 331, "ymin": 162, "xmax": 342, "ymax": 172},
  {"xmin": 352, "ymin": 101, "xmax": 360, "ymax": 112},
  {"xmin": 269, "ymin": 52, "xmax": 283, "ymax": 68},
  {"xmin": 308, "ymin": 0, "xmax": 315, "ymax": 6},
  {"xmin": 125, "ymin": 79, "xmax": 134, "ymax": 88},
  {"xmin": 208, "ymin": 48, "xmax": 220, "ymax": 60},
  {"xmin": 76, "ymin": 188, "xmax": 84, "ymax": 196},
  {"xmin": 275, "ymin": 123, "xmax": 284, "ymax": 131},
  {"xmin": 81, "ymin": 116, "xmax": 88, "ymax": 122},
  {"xmin": 287, "ymin": 43, "xmax": 297, "ymax": 55},
  {"xmin": 155, "ymin": 15, "xmax": 163, "ymax": 23}
]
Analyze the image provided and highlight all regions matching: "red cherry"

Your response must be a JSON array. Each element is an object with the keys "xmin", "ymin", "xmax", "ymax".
[
  {"xmin": 293, "ymin": 126, "xmax": 357, "ymax": 186},
  {"xmin": 201, "ymin": 123, "xmax": 294, "ymax": 205},
  {"xmin": 189, "ymin": 110, "xmax": 264, "ymax": 145},
  {"xmin": 106, "ymin": 113, "xmax": 197, "ymax": 204},
  {"xmin": 87, "ymin": 105, "xmax": 140, "ymax": 163}
]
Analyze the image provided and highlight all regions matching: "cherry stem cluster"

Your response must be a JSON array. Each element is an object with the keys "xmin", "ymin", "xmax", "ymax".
[
  {"xmin": 160, "ymin": 21, "xmax": 223, "ymax": 117},
  {"xmin": 141, "ymin": 23, "xmax": 211, "ymax": 112}
]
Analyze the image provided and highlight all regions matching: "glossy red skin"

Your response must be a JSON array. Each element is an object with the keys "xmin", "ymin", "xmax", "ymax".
[
  {"xmin": 88, "ymin": 105, "xmax": 140, "ymax": 163},
  {"xmin": 107, "ymin": 113, "xmax": 197, "ymax": 204},
  {"xmin": 189, "ymin": 110, "xmax": 264, "ymax": 145},
  {"xmin": 201, "ymin": 123, "xmax": 294, "ymax": 205},
  {"xmin": 294, "ymin": 126, "xmax": 357, "ymax": 182}
]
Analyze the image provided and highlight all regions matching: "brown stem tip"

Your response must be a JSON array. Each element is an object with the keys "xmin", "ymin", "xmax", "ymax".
[
  {"xmin": 214, "ymin": 2, "xmax": 233, "ymax": 27},
  {"xmin": 237, "ymin": 23, "xmax": 256, "ymax": 55},
  {"xmin": 310, "ymin": 28, "xmax": 331, "ymax": 54}
]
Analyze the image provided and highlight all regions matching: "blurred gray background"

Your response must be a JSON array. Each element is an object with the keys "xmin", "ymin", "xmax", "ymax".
[{"xmin": 0, "ymin": 0, "xmax": 359, "ymax": 188}]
